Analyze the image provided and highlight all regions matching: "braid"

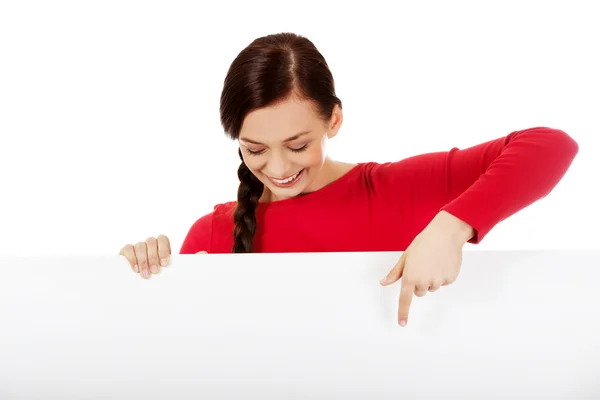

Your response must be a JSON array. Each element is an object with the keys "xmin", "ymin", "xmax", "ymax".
[{"xmin": 232, "ymin": 148, "xmax": 264, "ymax": 253}]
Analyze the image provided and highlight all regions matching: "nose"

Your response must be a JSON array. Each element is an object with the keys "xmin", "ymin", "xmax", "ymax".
[{"xmin": 266, "ymin": 152, "xmax": 291, "ymax": 178}]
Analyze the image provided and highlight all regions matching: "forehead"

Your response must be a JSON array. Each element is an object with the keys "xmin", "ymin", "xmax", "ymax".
[{"xmin": 239, "ymin": 97, "xmax": 321, "ymax": 142}]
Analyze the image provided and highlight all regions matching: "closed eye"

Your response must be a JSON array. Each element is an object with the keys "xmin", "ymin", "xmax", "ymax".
[
  {"xmin": 244, "ymin": 144, "xmax": 309, "ymax": 156},
  {"xmin": 290, "ymin": 144, "xmax": 308, "ymax": 153},
  {"xmin": 244, "ymin": 148, "xmax": 265, "ymax": 156}
]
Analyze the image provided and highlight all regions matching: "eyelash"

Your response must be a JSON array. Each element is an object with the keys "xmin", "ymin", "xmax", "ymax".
[
  {"xmin": 291, "ymin": 144, "xmax": 308, "ymax": 153},
  {"xmin": 245, "ymin": 144, "xmax": 308, "ymax": 156}
]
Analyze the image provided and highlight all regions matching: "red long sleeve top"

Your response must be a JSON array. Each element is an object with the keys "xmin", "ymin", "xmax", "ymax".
[{"xmin": 180, "ymin": 127, "xmax": 579, "ymax": 254}]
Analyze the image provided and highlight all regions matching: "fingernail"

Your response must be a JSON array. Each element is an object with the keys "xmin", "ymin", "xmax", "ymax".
[
  {"xmin": 380, "ymin": 277, "xmax": 387, "ymax": 284},
  {"xmin": 160, "ymin": 258, "xmax": 167, "ymax": 267},
  {"xmin": 134, "ymin": 265, "xmax": 139, "ymax": 273},
  {"xmin": 399, "ymin": 319, "xmax": 407, "ymax": 327},
  {"xmin": 142, "ymin": 269, "xmax": 149, "ymax": 278},
  {"xmin": 151, "ymin": 265, "xmax": 158, "ymax": 274}
]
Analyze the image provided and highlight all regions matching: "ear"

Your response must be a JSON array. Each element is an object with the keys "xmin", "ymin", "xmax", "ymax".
[{"xmin": 326, "ymin": 104, "xmax": 343, "ymax": 139}]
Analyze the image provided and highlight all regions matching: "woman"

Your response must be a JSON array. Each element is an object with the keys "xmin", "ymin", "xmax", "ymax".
[{"xmin": 119, "ymin": 32, "xmax": 579, "ymax": 326}]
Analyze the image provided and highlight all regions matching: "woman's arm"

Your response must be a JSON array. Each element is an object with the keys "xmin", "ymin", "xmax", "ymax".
[
  {"xmin": 440, "ymin": 126, "xmax": 578, "ymax": 243},
  {"xmin": 371, "ymin": 126, "xmax": 579, "ymax": 244}
]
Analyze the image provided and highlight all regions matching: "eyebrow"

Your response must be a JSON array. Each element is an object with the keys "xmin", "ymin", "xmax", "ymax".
[{"xmin": 239, "ymin": 130, "xmax": 312, "ymax": 145}]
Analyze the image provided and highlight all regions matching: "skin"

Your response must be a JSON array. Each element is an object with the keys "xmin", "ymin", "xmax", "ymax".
[
  {"xmin": 120, "ymin": 93, "xmax": 476, "ymax": 327},
  {"xmin": 380, "ymin": 210, "xmax": 475, "ymax": 326},
  {"xmin": 237, "ymin": 93, "xmax": 354, "ymax": 202}
]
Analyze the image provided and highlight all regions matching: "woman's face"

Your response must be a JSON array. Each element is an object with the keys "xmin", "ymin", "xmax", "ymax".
[{"xmin": 238, "ymin": 96, "xmax": 343, "ymax": 201}]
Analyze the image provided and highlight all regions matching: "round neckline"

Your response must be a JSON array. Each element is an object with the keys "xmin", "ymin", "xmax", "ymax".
[{"xmin": 256, "ymin": 163, "xmax": 366, "ymax": 210}]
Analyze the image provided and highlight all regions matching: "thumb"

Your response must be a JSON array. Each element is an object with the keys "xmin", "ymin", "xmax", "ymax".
[
  {"xmin": 196, "ymin": 250, "xmax": 208, "ymax": 254},
  {"xmin": 380, "ymin": 251, "xmax": 406, "ymax": 286}
]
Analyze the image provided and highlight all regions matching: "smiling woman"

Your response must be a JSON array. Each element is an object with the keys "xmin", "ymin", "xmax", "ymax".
[
  {"xmin": 119, "ymin": 31, "xmax": 578, "ymax": 325},
  {"xmin": 119, "ymin": 30, "xmax": 580, "ymax": 260},
  {"xmin": 236, "ymin": 98, "xmax": 351, "ymax": 200},
  {"xmin": 218, "ymin": 35, "xmax": 359, "ymax": 253}
]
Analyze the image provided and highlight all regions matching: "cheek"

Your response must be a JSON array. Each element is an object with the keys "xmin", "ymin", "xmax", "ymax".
[
  {"xmin": 242, "ymin": 157, "xmax": 265, "ymax": 177},
  {"xmin": 303, "ymin": 146, "xmax": 326, "ymax": 167}
]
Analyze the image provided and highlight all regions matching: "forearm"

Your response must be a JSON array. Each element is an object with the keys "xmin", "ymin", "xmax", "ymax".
[
  {"xmin": 429, "ymin": 210, "xmax": 476, "ymax": 246},
  {"xmin": 441, "ymin": 127, "xmax": 578, "ymax": 243}
]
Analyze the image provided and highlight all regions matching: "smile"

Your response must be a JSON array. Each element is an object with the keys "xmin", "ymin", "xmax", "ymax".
[{"xmin": 267, "ymin": 169, "xmax": 304, "ymax": 187}]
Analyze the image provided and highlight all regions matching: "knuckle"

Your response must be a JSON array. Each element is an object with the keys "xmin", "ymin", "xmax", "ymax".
[
  {"xmin": 146, "ymin": 249, "xmax": 158, "ymax": 263},
  {"xmin": 146, "ymin": 244, "xmax": 157, "ymax": 256},
  {"xmin": 120, "ymin": 245, "xmax": 133, "ymax": 260},
  {"xmin": 135, "ymin": 248, "xmax": 147, "ymax": 264}
]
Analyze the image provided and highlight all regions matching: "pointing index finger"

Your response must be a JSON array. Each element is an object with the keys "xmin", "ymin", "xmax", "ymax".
[{"xmin": 398, "ymin": 281, "xmax": 414, "ymax": 326}]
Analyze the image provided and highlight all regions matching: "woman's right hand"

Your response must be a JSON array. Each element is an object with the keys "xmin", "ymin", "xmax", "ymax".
[{"xmin": 120, "ymin": 235, "xmax": 172, "ymax": 279}]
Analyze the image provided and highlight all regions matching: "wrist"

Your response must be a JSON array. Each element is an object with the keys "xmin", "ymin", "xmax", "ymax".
[{"xmin": 431, "ymin": 211, "xmax": 475, "ymax": 245}]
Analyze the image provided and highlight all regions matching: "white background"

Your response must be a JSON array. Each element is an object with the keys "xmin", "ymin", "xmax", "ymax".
[
  {"xmin": 1, "ymin": 251, "xmax": 599, "ymax": 398},
  {"xmin": 1, "ymin": 0, "xmax": 598, "ymax": 256}
]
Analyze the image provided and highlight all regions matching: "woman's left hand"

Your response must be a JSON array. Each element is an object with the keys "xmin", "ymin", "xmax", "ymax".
[{"xmin": 380, "ymin": 211, "xmax": 475, "ymax": 326}]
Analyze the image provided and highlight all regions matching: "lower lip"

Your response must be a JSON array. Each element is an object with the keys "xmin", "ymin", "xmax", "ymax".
[{"xmin": 268, "ymin": 169, "xmax": 304, "ymax": 188}]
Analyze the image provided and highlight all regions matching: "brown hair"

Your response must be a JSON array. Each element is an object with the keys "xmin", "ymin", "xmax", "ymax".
[{"xmin": 219, "ymin": 32, "xmax": 342, "ymax": 253}]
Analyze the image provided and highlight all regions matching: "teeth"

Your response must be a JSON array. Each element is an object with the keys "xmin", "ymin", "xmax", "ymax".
[{"xmin": 273, "ymin": 170, "xmax": 300, "ymax": 184}]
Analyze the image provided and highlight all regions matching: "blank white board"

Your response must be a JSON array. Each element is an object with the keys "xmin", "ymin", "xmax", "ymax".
[{"xmin": 1, "ymin": 251, "xmax": 599, "ymax": 399}]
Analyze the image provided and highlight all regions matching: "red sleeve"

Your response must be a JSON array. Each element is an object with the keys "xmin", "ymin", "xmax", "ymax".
[
  {"xmin": 179, "ymin": 212, "xmax": 214, "ymax": 254},
  {"xmin": 441, "ymin": 126, "xmax": 578, "ymax": 242},
  {"xmin": 372, "ymin": 126, "xmax": 579, "ymax": 244}
]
